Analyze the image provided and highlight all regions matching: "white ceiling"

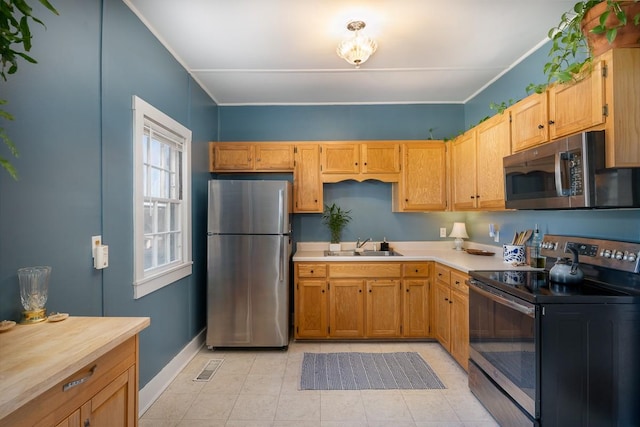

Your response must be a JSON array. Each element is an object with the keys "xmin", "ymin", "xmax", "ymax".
[{"xmin": 124, "ymin": 0, "xmax": 575, "ymax": 106}]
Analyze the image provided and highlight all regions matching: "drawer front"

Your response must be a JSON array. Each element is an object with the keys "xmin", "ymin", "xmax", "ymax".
[
  {"xmin": 297, "ymin": 263, "xmax": 327, "ymax": 278},
  {"xmin": 435, "ymin": 264, "xmax": 451, "ymax": 285},
  {"xmin": 402, "ymin": 262, "xmax": 431, "ymax": 277},
  {"xmin": 451, "ymin": 271, "xmax": 469, "ymax": 294},
  {"xmin": 329, "ymin": 263, "xmax": 401, "ymax": 278},
  {"xmin": 5, "ymin": 338, "xmax": 136, "ymax": 427}
]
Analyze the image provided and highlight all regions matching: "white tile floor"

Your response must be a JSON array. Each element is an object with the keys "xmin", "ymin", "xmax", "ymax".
[{"xmin": 140, "ymin": 340, "xmax": 499, "ymax": 427}]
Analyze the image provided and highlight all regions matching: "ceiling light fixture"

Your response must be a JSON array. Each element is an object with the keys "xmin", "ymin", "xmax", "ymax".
[{"xmin": 336, "ymin": 20, "xmax": 377, "ymax": 68}]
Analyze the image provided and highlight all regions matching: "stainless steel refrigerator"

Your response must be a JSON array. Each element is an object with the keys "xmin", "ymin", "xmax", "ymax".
[{"xmin": 206, "ymin": 179, "xmax": 292, "ymax": 348}]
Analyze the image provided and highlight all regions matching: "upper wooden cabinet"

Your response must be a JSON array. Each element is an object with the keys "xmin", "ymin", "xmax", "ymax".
[
  {"xmin": 510, "ymin": 92, "xmax": 549, "ymax": 152},
  {"xmin": 475, "ymin": 113, "xmax": 511, "ymax": 210},
  {"xmin": 293, "ymin": 144, "xmax": 323, "ymax": 213},
  {"xmin": 209, "ymin": 142, "xmax": 294, "ymax": 172},
  {"xmin": 392, "ymin": 141, "xmax": 447, "ymax": 212},
  {"xmin": 451, "ymin": 113, "xmax": 510, "ymax": 211},
  {"xmin": 548, "ymin": 60, "xmax": 606, "ymax": 140},
  {"xmin": 600, "ymin": 48, "xmax": 640, "ymax": 167},
  {"xmin": 321, "ymin": 142, "xmax": 401, "ymax": 182},
  {"xmin": 450, "ymin": 131, "xmax": 477, "ymax": 211}
]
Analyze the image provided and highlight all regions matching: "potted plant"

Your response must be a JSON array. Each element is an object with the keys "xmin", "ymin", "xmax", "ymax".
[
  {"xmin": 321, "ymin": 203, "xmax": 351, "ymax": 251},
  {"xmin": 544, "ymin": 0, "xmax": 640, "ymax": 84}
]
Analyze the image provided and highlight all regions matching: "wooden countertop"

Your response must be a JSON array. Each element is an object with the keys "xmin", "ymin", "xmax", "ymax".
[{"xmin": 0, "ymin": 316, "xmax": 150, "ymax": 420}]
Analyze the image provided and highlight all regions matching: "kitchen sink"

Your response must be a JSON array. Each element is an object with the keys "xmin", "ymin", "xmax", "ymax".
[{"xmin": 324, "ymin": 250, "xmax": 403, "ymax": 257}]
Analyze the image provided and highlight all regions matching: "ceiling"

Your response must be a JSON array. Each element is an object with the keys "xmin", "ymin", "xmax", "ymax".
[{"xmin": 124, "ymin": 0, "xmax": 575, "ymax": 106}]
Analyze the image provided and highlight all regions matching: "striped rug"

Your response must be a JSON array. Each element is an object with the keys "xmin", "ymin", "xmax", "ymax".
[{"xmin": 300, "ymin": 352, "xmax": 446, "ymax": 390}]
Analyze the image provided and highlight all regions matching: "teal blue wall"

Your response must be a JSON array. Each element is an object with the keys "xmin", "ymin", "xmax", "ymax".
[{"xmin": 0, "ymin": 0, "xmax": 217, "ymax": 387}]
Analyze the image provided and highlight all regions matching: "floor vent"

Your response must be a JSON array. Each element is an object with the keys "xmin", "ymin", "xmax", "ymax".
[{"xmin": 193, "ymin": 359, "xmax": 224, "ymax": 382}]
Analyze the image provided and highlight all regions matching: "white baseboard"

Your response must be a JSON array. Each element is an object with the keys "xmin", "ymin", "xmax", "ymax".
[{"xmin": 139, "ymin": 328, "xmax": 206, "ymax": 417}]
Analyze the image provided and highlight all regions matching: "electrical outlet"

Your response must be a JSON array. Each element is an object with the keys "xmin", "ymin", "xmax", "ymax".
[
  {"xmin": 440, "ymin": 227, "xmax": 447, "ymax": 238},
  {"xmin": 91, "ymin": 235, "xmax": 102, "ymax": 258}
]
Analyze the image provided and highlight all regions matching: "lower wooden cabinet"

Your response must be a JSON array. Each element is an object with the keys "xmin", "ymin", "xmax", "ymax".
[
  {"xmin": 3, "ymin": 337, "xmax": 139, "ymax": 427},
  {"xmin": 294, "ymin": 261, "xmax": 432, "ymax": 339},
  {"xmin": 433, "ymin": 263, "xmax": 469, "ymax": 370}
]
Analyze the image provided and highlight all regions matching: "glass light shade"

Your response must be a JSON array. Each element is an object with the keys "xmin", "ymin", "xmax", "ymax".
[
  {"xmin": 449, "ymin": 222, "xmax": 469, "ymax": 251},
  {"xmin": 337, "ymin": 28, "xmax": 377, "ymax": 68}
]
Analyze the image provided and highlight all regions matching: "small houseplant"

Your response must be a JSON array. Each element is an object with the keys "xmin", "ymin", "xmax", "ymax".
[
  {"xmin": 544, "ymin": 0, "xmax": 640, "ymax": 84},
  {"xmin": 321, "ymin": 203, "xmax": 351, "ymax": 251}
]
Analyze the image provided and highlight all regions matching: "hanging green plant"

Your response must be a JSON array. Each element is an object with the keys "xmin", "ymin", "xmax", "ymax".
[{"xmin": 1, "ymin": 0, "xmax": 59, "ymax": 179}]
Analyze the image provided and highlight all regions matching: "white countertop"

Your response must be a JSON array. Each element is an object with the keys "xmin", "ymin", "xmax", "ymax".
[{"xmin": 292, "ymin": 241, "xmax": 539, "ymax": 273}]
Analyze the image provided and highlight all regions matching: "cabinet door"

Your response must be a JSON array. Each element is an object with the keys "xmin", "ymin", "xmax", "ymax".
[
  {"xmin": 450, "ymin": 288, "xmax": 469, "ymax": 371},
  {"xmin": 366, "ymin": 279, "xmax": 401, "ymax": 337},
  {"xmin": 255, "ymin": 144, "xmax": 294, "ymax": 171},
  {"xmin": 510, "ymin": 92, "xmax": 549, "ymax": 152},
  {"xmin": 451, "ymin": 131, "xmax": 478, "ymax": 210},
  {"xmin": 475, "ymin": 114, "xmax": 511, "ymax": 210},
  {"xmin": 433, "ymin": 281, "xmax": 451, "ymax": 349},
  {"xmin": 83, "ymin": 367, "xmax": 136, "ymax": 427},
  {"xmin": 55, "ymin": 410, "xmax": 81, "ymax": 427},
  {"xmin": 211, "ymin": 143, "xmax": 254, "ymax": 171},
  {"xmin": 403, "ymin": 279, "xmax": 430, "ymax": 337},
  {"xmin": 329, "ymin": 279, "xmax": 365, "ymax": 337},
  {"xmin": 293, "ymin": 144, "xmax": 323, "ymax": 213},
  {"xmin": 321, "ymin": 143, "xmax": 360, "ymax": 175},
  {"xmin": 548, "ymin": 60, "xmax": 605, "ymax": 140},
  {"xmin": 361, "ymin": 143, "xmax": 400, "ymax": 174},
  {"xmin": 394, "ymin": 142, "xmax": 447, "ymax": 211},
  {"xmin": 296, "ymin": 279, "xmax": 328, "ymax": 338}
]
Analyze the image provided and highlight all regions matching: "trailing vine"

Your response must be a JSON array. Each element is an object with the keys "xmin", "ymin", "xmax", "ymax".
[{"xmin": 1, "ymin": 0, "xmax": 58, "ymax": 179}]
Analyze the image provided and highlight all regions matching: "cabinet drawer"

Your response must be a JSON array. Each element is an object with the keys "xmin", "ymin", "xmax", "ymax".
[
  {"xmin": 451, "ymin": 271, "xmax": 469, "ymax": 294},
  {"xmin": 4, "ymin": 338, "xmax": 136, "ymax": 427},
  {"xmin": 329, "ymin": 263, "xmax": 401, "ymax": 278},
  {"xmin": 297, "ymin": 263, "xmax": 327, "ymax": 278},
  {"xmin": 435, "ymin": 264, "xmax": 451, "ymax": 285},
  {"xmin": 402, "ymin": 262, "xmax": 431, "ymax": 277}
]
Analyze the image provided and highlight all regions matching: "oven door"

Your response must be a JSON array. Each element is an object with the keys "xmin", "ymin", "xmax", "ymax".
[{"xmin": 468, "ymin": 279, "xmax": 539, "ymax": 419}]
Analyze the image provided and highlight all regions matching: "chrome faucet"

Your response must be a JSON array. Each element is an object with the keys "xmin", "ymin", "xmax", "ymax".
[{"xmin": 356, "ymin": 237, "xmax": 372, "ymax": 249}]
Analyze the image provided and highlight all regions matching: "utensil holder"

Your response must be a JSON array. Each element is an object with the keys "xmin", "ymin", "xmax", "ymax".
[{"xmin": 503, "ymin": 245, "xmax": 525, "ymax": 263}]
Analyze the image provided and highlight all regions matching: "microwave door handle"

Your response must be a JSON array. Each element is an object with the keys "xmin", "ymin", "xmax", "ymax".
[{"xmin": 555, "ymin": 151, "xmax": 569, "ymax": 197}]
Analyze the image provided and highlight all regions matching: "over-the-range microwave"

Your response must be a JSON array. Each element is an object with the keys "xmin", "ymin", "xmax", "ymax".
[{"xmin": 503, "ymin": 130, "xmax": 640, "ymax": 210}]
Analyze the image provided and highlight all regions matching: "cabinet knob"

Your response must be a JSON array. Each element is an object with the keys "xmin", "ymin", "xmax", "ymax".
[
  {"xmin": 548, "ymin": 120, "xmax": 555, "ymax": 125},
  {"xmin": 470, "ymin": 195, "xmax": 475, "ymax": 199},
  {"xmin": 368, "ymin": 289, "xmax": 372, "ymax": 293},
  {"xmin": 321, "ymin": 289, "xmax": 325, "ymax": 293},
  {"xmin": 449, "ymin": 300, "xmax": 453, "ymax": 304},
  {"xmin": 355, "ymin": 162, "xmax": 359, "ymax": 166},
  {"xmin": 310, "ymin": 270, "xmax": 314, "ymax": 273},
  {"xmin": 444, "ymin": 297, "xmax": 449, "ymax": 301},
  {"xmin": 359, "ymin": 289, "xmax": 362, "ymax": 293},
  {"xmin": 415, "ymin": 269, "xmax": 419, "ymax": 273},
  {"xmin": 537, "ymin": 124, "xmax": 544, "ymax": 129},
  {"xmin": 364, "ymin": 162, "xmax": 367, "ymax": 165},
  {"xmin": 405, "ymin": 198, "xmax": 409, "ymax": 202}
]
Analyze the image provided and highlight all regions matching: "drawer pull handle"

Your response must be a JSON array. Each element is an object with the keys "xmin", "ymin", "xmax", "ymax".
[{"xmin": 63, "ymin": 365, "xmax": 97, "ymax": 391}]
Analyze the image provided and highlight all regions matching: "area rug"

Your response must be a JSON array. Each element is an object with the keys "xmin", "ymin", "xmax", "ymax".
[{"xmin": 300, "ymin": 352, "xmax": 445, "ymax": 390}]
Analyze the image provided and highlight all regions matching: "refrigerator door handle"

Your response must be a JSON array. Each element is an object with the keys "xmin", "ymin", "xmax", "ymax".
[
  {"xmin": 279, "ymin": 237, "xmax": 287, "ymax": 282},
  {"xmin": 278, "ymin": 188, "xmax": 284, "ymax": 234}
]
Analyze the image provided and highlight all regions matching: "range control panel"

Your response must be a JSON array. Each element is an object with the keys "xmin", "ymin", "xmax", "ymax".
[{"xmin": 540, "ymin": 234, "xmax": 640, "ymax": 273}]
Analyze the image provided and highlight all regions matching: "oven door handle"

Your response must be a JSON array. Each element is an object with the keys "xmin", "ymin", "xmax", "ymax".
[{"xmin": 471, "ymin": 283, "xmax": 535, "ymax": 318}]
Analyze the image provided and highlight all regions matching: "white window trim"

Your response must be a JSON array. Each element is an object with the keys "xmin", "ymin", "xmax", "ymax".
[{"xmin": 132, "ymin": 96, "xmax": 192, "ymax": 299}]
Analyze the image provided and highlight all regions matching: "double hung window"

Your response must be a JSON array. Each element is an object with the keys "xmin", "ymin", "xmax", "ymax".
[{"xmin": 132, "ymin": 96, "xmax": 192, "ymax": 298}]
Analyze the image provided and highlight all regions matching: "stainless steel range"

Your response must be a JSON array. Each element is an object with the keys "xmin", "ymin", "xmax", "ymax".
[{"xmin": 468, "ymin": 235, "xmax": 640, "ymax": 427}]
